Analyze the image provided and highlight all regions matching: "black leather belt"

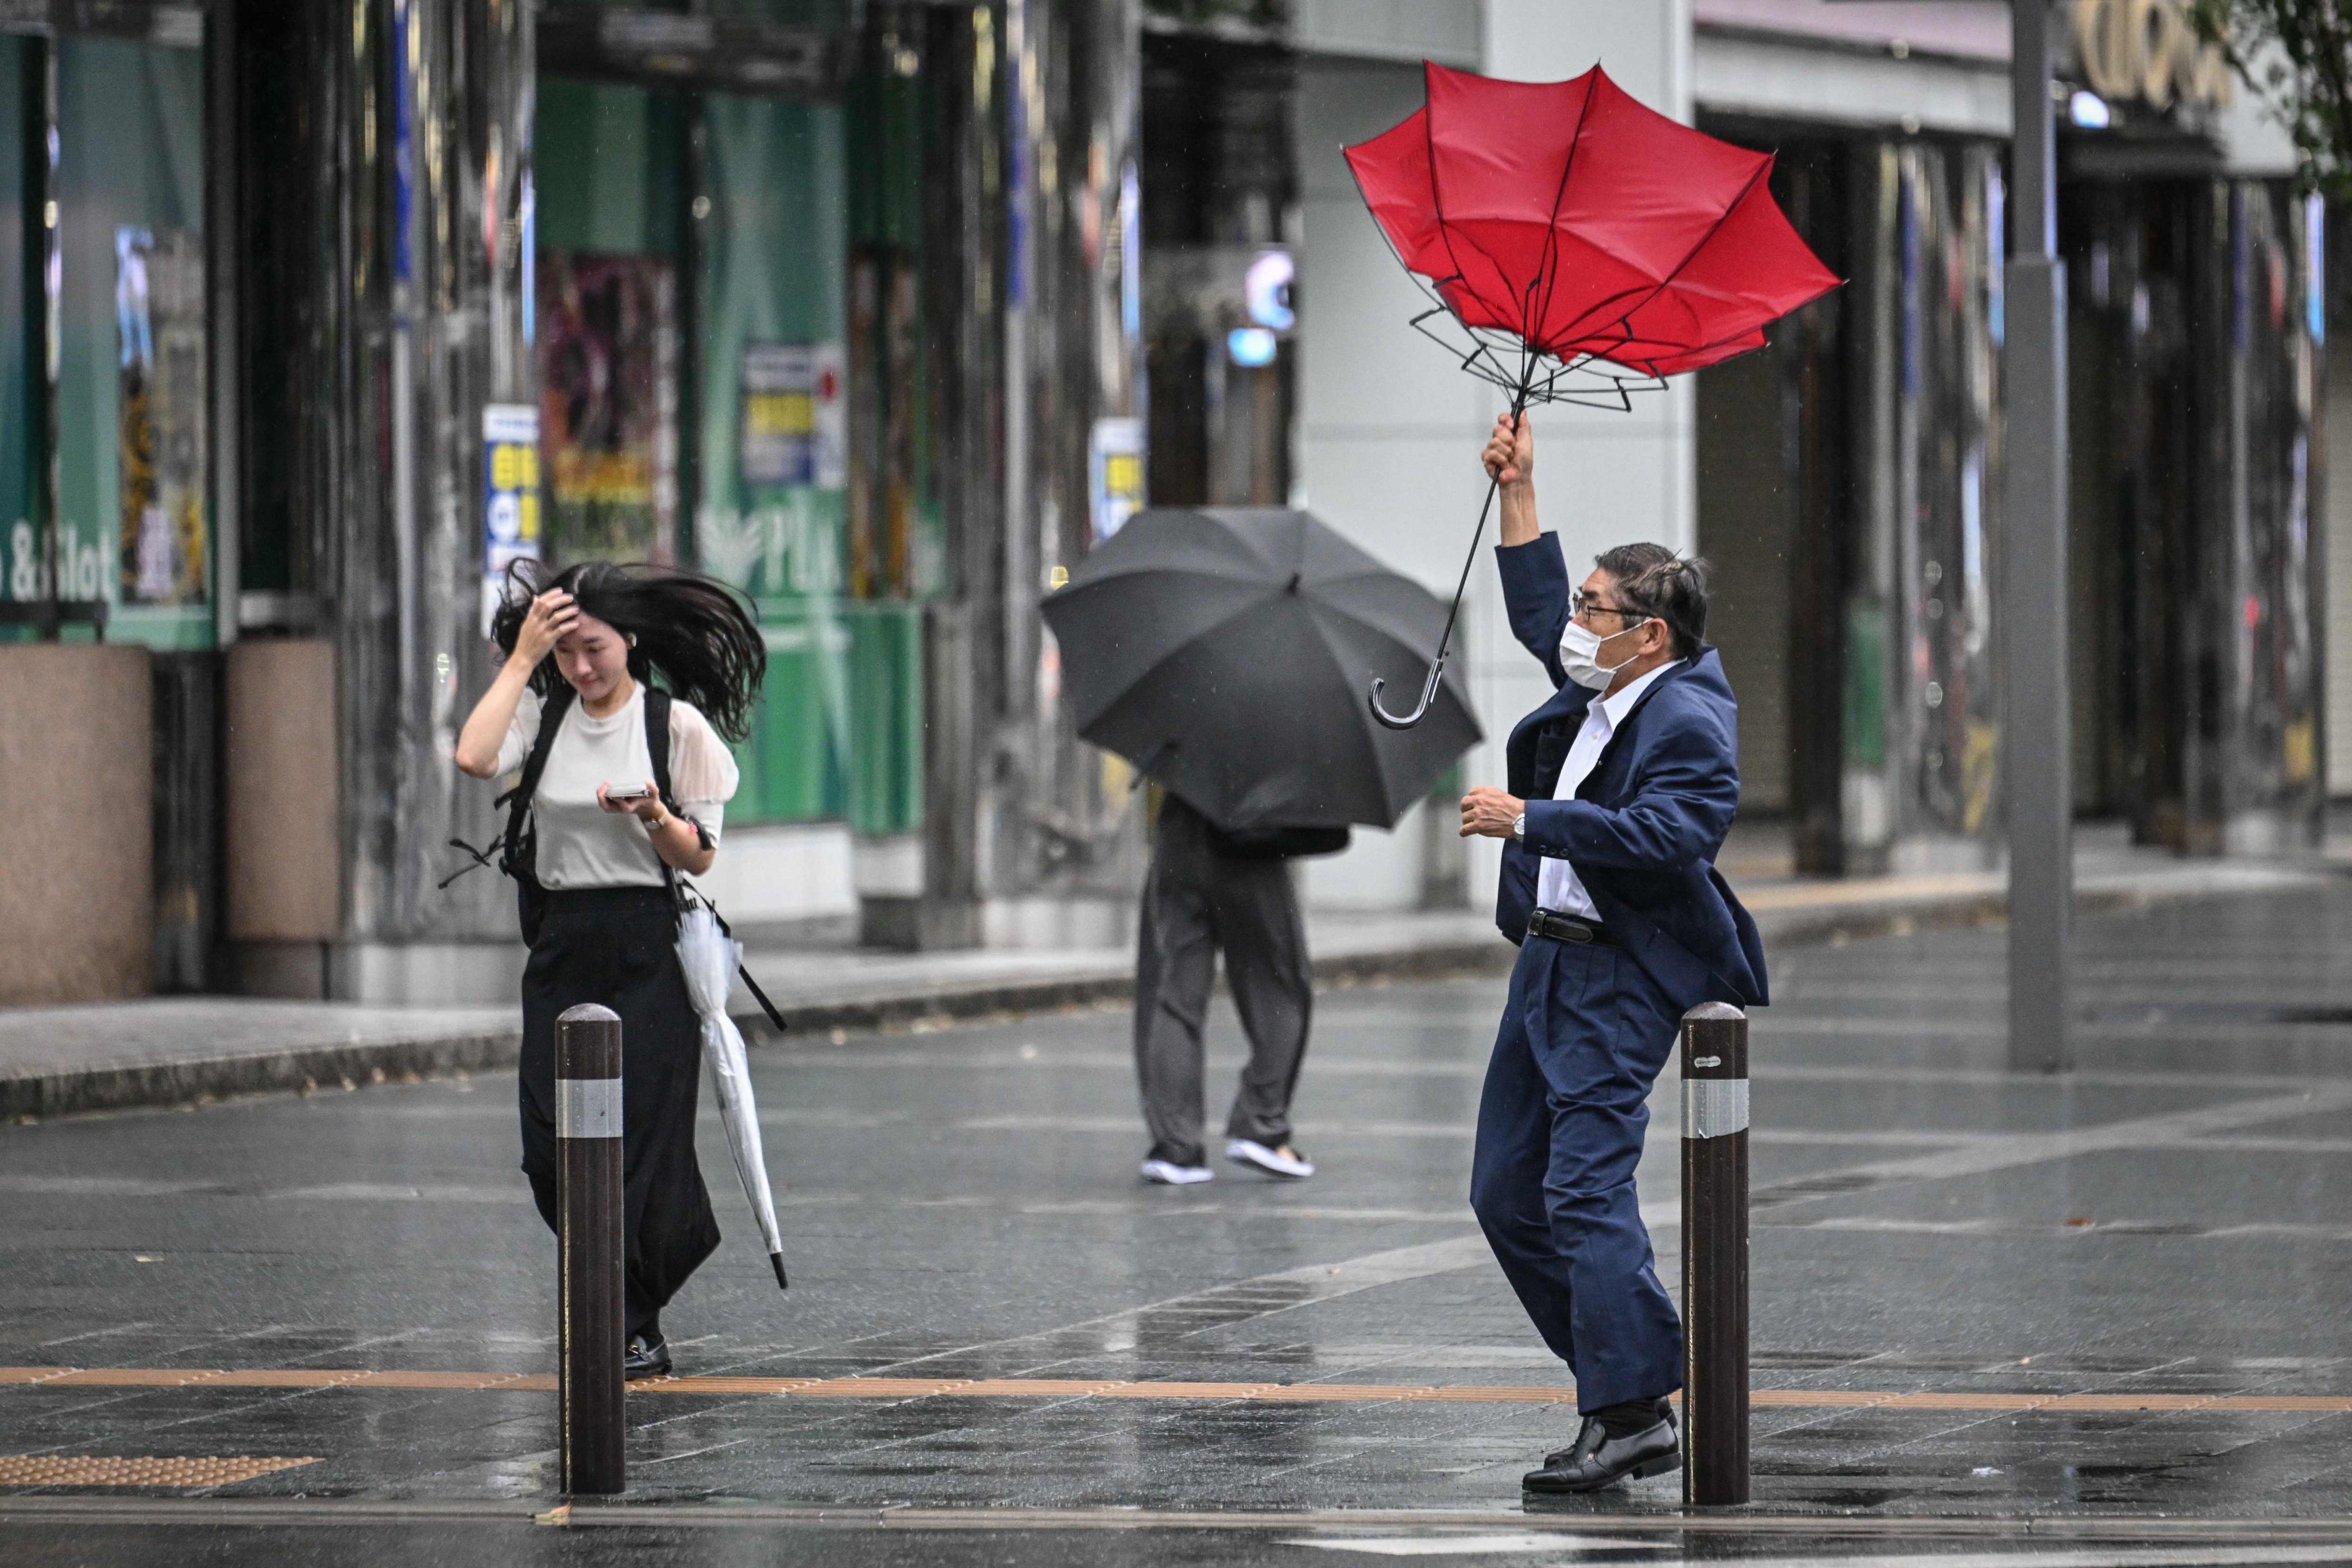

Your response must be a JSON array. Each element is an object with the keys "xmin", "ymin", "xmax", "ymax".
[{"xmin": 1527, "ymin": 908, "xmax": 1617, "ymax": 947}]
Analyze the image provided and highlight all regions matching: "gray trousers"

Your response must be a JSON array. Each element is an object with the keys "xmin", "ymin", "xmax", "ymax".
[{"xmin": 1134, "ymin": 800, "xmax": 1313, "ymax": 1167}]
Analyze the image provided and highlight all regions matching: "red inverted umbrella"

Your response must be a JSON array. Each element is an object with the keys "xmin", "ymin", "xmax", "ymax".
[{"xmin": 1346, "ymin": 61, "xmax": 1839, "ymax": 727}]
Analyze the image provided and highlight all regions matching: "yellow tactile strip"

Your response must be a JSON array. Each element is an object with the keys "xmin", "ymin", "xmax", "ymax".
[
  {"xmin": 1, "ymin": 1366, "xmax": 2349, "ymax": 1413},
  {"xmin": 0, "ymin": 1454, "xmax": 319, "ymax": 1487}
]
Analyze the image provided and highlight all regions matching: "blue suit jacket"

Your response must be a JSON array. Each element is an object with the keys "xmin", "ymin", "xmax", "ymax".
[{"xmin": 1492, "ymin": 534, "xmax": 1769, "ymax": 1011}]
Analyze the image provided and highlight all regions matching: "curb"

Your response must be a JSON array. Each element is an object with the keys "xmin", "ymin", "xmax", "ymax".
[
  {"xmin": 2, "ymin": 875, "xmax": 2326, "ymax": 1122},
  {"xmin": 0, "ymin": 1028, "xmax": 525, "ymax": 1124}
]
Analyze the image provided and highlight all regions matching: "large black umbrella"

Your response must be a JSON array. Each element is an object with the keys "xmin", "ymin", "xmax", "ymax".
[{"xmin": 1042, "ymin": 507, "xmax": 1480, "ymax": 831}]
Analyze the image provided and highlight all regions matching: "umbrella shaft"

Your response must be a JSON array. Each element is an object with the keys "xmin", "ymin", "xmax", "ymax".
[{"xmin": 1431, "ymin": 372, "xmax": 1533, "ymax": 671}]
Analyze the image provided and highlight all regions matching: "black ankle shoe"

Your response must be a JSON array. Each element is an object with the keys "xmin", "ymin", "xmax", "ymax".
[
  {"xmin": 1523, "ymin": 1407, "xmax": 1679, "ymax": 1494},
  {"xmin": 623, "ymin": 1331, "xmax": 672, "ymax": 1381}
]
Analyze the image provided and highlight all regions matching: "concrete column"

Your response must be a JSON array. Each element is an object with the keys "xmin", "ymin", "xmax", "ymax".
[
  {"xmin": 2002, "ymin": 0, "xmax": 2071, "ymax": 1073},
  {"xmin": 229, "ymin": 0, "xmax": 532, "ymax": 1001},
  {"xmin": 898, "ymin": 0, "xmax": 1142, "ymax": 949}
]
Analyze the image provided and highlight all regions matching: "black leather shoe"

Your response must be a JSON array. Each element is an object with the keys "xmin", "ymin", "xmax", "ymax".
[
  {"xmin": 1522, "ymin": 1409, "xmax": 1679, "ymax": 1493},
  {"xmin": 623, "ymin": 1331, "xmax": 673, "ymax": 1381}
]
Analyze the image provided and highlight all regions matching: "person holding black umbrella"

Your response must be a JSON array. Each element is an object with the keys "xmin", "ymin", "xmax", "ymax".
[
  {"xmin": 1038, "ymin": 507, "xmax": 1481, "ymax": 1188},
  {"xmin": 1133, "ymin": 792, "xmax": 1346, "ymax": 1185}
]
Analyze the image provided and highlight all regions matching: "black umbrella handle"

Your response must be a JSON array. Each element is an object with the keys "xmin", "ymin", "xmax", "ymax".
[{"xmin": 1369, "ymin": 656, "xmax": 1448, "ymax": 731}]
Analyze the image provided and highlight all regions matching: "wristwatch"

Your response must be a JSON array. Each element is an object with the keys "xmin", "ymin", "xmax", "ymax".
[{"xmin": 1511, "ymin": 811, "xmax": 1526, "ymax": 842}]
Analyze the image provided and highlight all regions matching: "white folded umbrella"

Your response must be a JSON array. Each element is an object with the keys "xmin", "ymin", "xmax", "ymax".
[{"xmin": 676, "ymin": 906, "xmax": 787, "ymax": 1289}]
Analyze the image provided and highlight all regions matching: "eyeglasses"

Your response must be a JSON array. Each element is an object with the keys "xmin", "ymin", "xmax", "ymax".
[{"xmin": 1570, "ymin": 589, "xmax": 1654, "ymax": 625}]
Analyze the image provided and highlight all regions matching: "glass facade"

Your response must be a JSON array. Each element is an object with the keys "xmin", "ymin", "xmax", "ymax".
[
  {"xmin": 0, "ymin": 42, "xmax": 25, "ymax": 615},
  {"xmin": 698, "ymin": 92, "xmax": 855, "ymax": 826},
  {"xmin": 1698, "ymin": 115, "xmax": 2324, "ymax": 872},
  {"xmin": 1868, "ymin": 142, "xmax": 2008, "ymax": 862},
  {"xmin": 533, "ymin": 49, "xmax": 931, "ymax": 836},
  {"xmin": 533, "ymin": 78, "xmax": 688, "ymax": 569},
  {"xmin": 2064, "ymin": 178, "xmax": 2322, "ymax": 853},
  {"xmin": 1139, "ymin": 31, "xmax": 1296, "ymax": 509},
  {"xmin": 0, "ymin": 31, "xmax": 213, "ymax": 648}
]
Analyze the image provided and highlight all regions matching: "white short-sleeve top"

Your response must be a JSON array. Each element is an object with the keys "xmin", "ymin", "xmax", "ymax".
[{"xmin": 493, "ymin": 684, "xmax": 741, "ymax": 890}]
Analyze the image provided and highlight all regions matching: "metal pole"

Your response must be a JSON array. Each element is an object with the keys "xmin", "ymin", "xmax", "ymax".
[
  {"xmin": 557, "ymin": 1003, "xmax": 625, "ymax": 1496},
  {"xmin": 2003, "ymin": 0, "xmax": 2073, "ymax": 1072},
  {"xmin": 1681, "ymin": 1002, "xmax": 1749, "ymax": 1508}
]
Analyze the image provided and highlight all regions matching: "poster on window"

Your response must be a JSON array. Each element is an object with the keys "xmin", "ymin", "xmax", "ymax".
[
  {"xmin": 536, "ymin": 251, "xmax": 678, "ymax": 565},
  {"xmin": 740, "ymin": 342, "xmax": 845, "ymax": 491},
  {"xmin": 1089, "ymin": 416, "xmax": 1144, "ymax": 541},
  {"xmin": 117, "ymin": 227, "xmax": 207, "ymax": 606}
]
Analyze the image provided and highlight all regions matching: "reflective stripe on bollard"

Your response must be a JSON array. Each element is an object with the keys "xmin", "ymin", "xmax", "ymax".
[
  {"xmin": 557, "ymin": 1003, "xmax": 625, "ymax": 1496},
  {"xmin": 1680, "ymin": 1001, "xmax": 1749, "ymax": 1507}
]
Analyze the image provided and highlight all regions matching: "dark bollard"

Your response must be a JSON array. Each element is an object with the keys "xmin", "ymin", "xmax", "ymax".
[
  {"xmin": 1680, "ymin": 1001, "xmax": 1749, "ymax": 1507},
  {"xmin": 557, "ymin": 1003, "xmax": 625, "ymax": 1496}
]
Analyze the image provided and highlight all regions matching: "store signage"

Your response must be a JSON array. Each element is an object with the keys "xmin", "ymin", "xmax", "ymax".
[
  {"xmin": 482, "ymin": 403, "xmax": 540, "ymax": 631},
  {"xmin": 740, "ymin": 343, "xmax": 845, "ymax": 491},
  {"xmin": 2070, "ymin": 0, "xmax": 2234, "ymax": 113},
  {"xmin": 1090, "ymin": 416, "xmax": 1144, "ymax": 542}
]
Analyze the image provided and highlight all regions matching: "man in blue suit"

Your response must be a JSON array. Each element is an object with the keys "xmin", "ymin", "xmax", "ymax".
[{"xmin": 1457, "ymin": 411, "xmax": 1768, "ymax": 1494}]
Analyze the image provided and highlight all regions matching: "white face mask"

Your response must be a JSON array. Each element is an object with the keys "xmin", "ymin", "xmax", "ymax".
[{"xmin": 1559, "ymin": 618, "xmax": 1648, "ymax": 692}]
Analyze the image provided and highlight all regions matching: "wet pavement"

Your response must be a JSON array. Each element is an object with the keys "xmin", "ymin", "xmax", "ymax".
[{"xmin": 2, "ymin": 886, "xmax": 2352, "ymax": 1563}]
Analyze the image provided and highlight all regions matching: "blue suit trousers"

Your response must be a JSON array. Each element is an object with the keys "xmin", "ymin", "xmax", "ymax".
[{"xmin": 1470, "ymin": 932, "xmax": 1685, "ymax": 1412}]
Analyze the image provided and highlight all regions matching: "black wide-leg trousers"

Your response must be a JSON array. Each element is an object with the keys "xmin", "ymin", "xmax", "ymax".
[{"xmin": 519, "ymin": 886, "xmax": 719, "ymax": 1338}]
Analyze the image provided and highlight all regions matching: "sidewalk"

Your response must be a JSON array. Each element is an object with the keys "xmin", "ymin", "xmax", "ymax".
[{"xmin": 0, "ymin": 833, "xmax": 2329, "ymax": 1121}]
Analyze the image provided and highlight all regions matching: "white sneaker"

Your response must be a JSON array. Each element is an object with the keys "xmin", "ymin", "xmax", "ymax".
[
  {"xmin": 1140, "ymin": 1158, "xmax": 1214, "ymax": 1185},
  {"xmin": 1226, "ymin": 1138, "xmax": 1315, "ymax": 1179}
]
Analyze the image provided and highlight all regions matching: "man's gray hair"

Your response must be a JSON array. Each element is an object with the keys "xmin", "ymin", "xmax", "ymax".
[{"xmin": 1593, "ymin": 543, "xmax": 1708, "ymax": 659}]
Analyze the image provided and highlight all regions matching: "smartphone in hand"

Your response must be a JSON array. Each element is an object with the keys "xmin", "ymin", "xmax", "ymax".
[{"xmin": 604, "ymin": 782, "xmax": 655, "ymax": 804}]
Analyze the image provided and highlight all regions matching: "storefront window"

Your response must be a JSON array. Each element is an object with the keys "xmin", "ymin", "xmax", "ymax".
[
  {"xmin": 56, "ymin": 35, "xmax": 208, "ymax": 648},
  {"xmin": 0, "ymin": 42, "xmax": 28, "ymax": 625},
  {"xmin": 697, "ymin": 93, "xmax": 853, "ymax": 825},
  {"xmin": 534, "ymin": 78, "xmax": 687, "ymax": 567},
  {"xmin": 532, "ymin": 48, "xmax": 925, "ymax": 835}
]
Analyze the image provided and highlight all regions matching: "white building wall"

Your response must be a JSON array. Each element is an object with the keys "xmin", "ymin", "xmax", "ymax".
[{"xmin": 1292, "ymin": 1, "xmax": 1697, "ymax": 913}]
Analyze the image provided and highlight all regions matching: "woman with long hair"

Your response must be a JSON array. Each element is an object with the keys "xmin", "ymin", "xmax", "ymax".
[{"xmin": 455, "ymin": 558, "xmax": 767, "ymax": 1379}]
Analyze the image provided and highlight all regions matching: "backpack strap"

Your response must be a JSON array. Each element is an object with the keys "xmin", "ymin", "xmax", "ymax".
[
  {"xmin": 642, "ymin": 686, "xmax": 714, "ymax": 855},
  {"xmin": 496, "ymin": 683, "xmax": 577, "ymax": 880},
  {"xmin": 644, "ymin": 687, "xmax": 678, "ymax": 911},
  {"xmin": 643, "ymin": 686, "xmax": 674, "ymax": 821}
]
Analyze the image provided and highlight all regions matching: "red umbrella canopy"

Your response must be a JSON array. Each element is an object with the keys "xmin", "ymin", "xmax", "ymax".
[{"xmin": 1346, "ymin": 62, "xmax": 1838, "ymax": 385}]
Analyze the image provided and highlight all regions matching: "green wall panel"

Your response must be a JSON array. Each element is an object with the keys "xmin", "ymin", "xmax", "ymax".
[
  {"xmin": 744, "ymin": 600, "xmax": 850, "ymax": 821},
  {"xmin": 534, "ymin": 78, "xmax": 685, "ymax": 258},
  {"xmin": 847, "ymin": 601, "xmax": 922, "ymax": 835}
]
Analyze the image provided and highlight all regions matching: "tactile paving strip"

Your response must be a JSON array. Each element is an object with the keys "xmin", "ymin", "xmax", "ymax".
[
  {"xmin": 0, "ymin": 1454, "xmax": 320, "ymax": 1488},
  {"xmin": 5, "ymin": 1366, "xmax": 2352, "ymax": 1412}
]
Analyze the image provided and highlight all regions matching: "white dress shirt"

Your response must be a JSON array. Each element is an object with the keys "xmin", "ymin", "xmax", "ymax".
[{"xmin": 1534, "ymin": 661, "xmax": 1681, "ymax": 918}]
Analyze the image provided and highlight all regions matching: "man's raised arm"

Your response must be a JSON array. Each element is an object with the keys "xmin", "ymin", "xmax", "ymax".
[{"xmin": 1485, "ymin": 411, "xmax": 1569, "ymax": 685}]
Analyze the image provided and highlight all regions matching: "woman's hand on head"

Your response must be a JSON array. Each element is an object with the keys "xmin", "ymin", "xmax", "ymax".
[
  {"xmin": 1482, "ymin": 412, "xmax": 1532, "ymax": 489},
  {"xmin": 512, "ymin": 589, "xmax": 578, "ymax": 666}
]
